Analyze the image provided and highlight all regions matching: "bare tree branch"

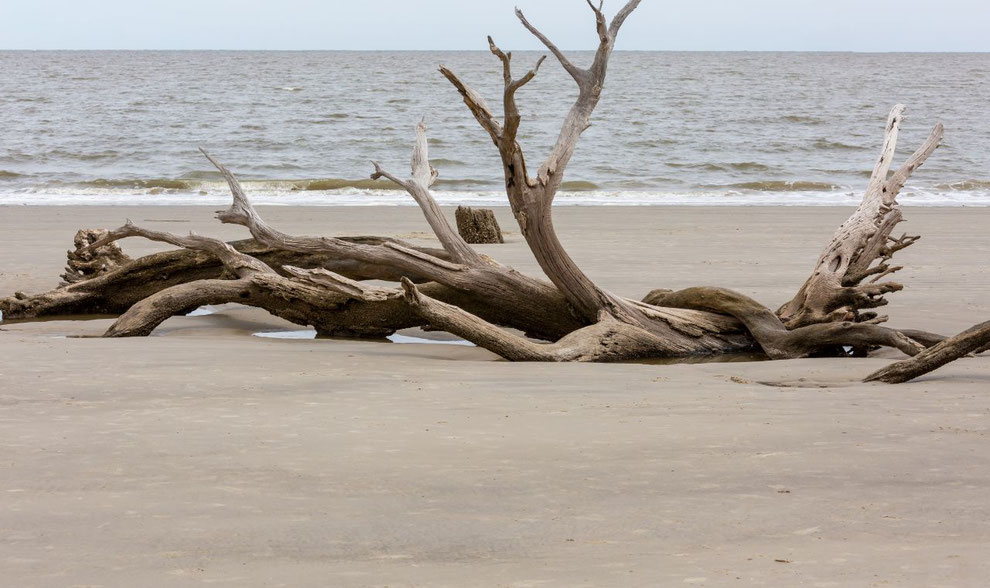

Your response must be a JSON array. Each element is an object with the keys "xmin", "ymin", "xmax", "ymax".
[
  {"xmin": 885, "ymin": 122, "xmax": 944, "ymax": 200},
  {"xmin": 370, "ymin": 121, "xmax": 482, "ymax": 265},
  {"xmin": 410, "ymin": 117, "xmax": 439, "ymax": 189},
  {"xmin": 608, "ymin": 0, "xmax": 643, "ymax": 38},
  {"xmin": 486, "ymin": 35, "xmax": 545, "ymax": 178},
  {"xmin": 436, "ymin": 1, "xmax": 647, "ymax": 327},
  {"xmin": 199, "ymin": 150, "xmax": 597, "ymax": 342},
  {"xmin": 586, "ymin": 0, "xmax": 608, "ymax": 43},
  {"xmin": 438, "ymin": 66, "xmax": 503, "ymax": 144},
  {"xmin": 283, "ymin": 266, "xmax": 397, "ymax": 302},
  {"xmin": 81, "ymin": 220, "xmax": 274, "ymax": 278},
  {"xmin": 864, "ymin": 104, "xmax": 905, "ymax": 202},
  {"xmin": 865, "ymin": 320, "xmax": 990, "ymax": 383},
  {"xmin": 203, "ymin": 148, "xmax": 468, "ymax": 279},
  {"xmin": 514, "ymin": 8, "xmax": 585, "ymax": 84}
]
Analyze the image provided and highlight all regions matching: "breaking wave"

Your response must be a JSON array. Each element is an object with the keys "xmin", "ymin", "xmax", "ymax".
[
  {"xmin": 560, "ymin": 180, "xmax": 600, "ymax": 191},
  {"xmin": 811, "ymin": 139, "xmax": 865, "ymax": 151},
  {"xmin": 721, "ymin": 181, "xmax": 843, "ymax": 192},
  {"xmin": 780, "ymin": 115, "xmax": 824, "ymax": 125},
  {"xmin": 295, "ymin": 178, "xmax": 392, "ymax": 191},
  {"xmin": 934, "ymin": 179, "xmax": 990, "ymax": 191},
  {"xmin": 429, "ymin": 158, "xmax": 466, "ymax": 167},
  {"xmin": 80, "ymin": 178, "xmax": 197, "ymax": 190},
  {"xmin": 666, "ymin": 162, "xmax": 772, "ymax": 173},
  {"xmin": 727, "ymin": 162, "xmax": 772, "ymax": 172},
  {"xmin": 2, "ymin": 173, "xmax": 988, "ymax": 207},
  {"xmin": 15, "ymin": 176, "xmax": 508, "ymax": 194}
]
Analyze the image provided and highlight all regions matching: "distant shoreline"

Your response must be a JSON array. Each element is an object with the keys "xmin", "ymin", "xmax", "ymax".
[{"xmin": 2, "ymin": 190, "xmax": 989, "ymax": 207}]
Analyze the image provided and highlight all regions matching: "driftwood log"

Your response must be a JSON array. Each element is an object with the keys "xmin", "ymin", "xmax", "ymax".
[
  {"xmin": 455, "ymin": 206, "xmax": 503, "ymax": 244},
  {"xmin": 2, "ymin": 0, "xmax": 987, "ymax": 383}
]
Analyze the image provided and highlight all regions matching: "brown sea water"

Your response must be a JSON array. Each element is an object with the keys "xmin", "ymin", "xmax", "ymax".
[{"xmin": 0, "ymin": 50, "xmax": 987, "ymax": 205}]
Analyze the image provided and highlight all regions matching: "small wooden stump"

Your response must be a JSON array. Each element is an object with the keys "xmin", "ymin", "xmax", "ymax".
[{"xmin": 455, "ymin": 206, "xmax": 503, "ymax": 244}]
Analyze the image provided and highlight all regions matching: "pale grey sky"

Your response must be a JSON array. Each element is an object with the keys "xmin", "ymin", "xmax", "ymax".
[{"xmin": 2, "ymin": 0, "xmax": 988, "ymax": 52}]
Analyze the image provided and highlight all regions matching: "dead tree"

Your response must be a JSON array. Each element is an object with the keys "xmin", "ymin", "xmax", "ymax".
[{"xmin": 2, "ymin": 1, "xmax": 986, "ymax": 383}]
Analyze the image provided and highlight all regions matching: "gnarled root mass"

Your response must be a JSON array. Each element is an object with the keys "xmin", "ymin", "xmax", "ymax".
[{"xmin": 2, "ymin": 1, "xmax": 985, "ymax": 384}]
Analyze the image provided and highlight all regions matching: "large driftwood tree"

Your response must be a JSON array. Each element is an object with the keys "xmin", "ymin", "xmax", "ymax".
[{"xmin": 2, "ymin": 1, "xmax": 987, "ymax": 383}]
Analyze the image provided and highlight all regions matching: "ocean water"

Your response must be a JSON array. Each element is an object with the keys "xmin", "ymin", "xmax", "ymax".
[{"xmin": 1, "ymin": 50, "xmax": 988, "ymax": 206}]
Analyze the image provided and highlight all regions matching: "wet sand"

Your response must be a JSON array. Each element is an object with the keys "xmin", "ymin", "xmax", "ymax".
[{"xmin": 2, "ymin": 205, "xmax": 989, "ymax": 587}]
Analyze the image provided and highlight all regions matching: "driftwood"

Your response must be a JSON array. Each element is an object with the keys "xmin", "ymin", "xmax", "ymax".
[
  {"xmin": 865, "ymin": 322, "xmax": 990, "ymax": 383},
  {"xmin": 455, "ymin": 206, "xmax": 503, "ymax": 244},
  {"xmin": 0, "ymin": 234, "xmax": 447, "ymax": 322},
  {"xmin": 61, "ymin": 229, "xmax": 132, "ymax": 285},
  {"xmin": 2, "ymin": 0, "xmax": 986, "ymax": 384},
  {"xmin": 778, "ymin": 105, "xmax": 944, "ymax": 331}
]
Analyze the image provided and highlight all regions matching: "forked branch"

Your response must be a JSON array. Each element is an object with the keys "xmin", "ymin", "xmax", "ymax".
[
  {"xmin": 371, "ymin": 120, "xmax": 482, "ymax": 265},
  {"xmin": 440, "ymin": 1, "xmax": 648, "ymax": 327},
  {"xmin": 200, "ymin": 149, "xmax": 596, "ymax": 342},
  {"xmin": 438, "ymin": 66, "xmax": 503, "ymax": 145},
  {"xmin": 82, "ymin": 221, "xmax": 274, "ymax": 278},
  {"xmin": 202, "ymin": 148, "xmax": 473, "ymax": 282},
  {"xmin": 518, "ymin": 0, "xmax": 643, "ymax": 194},
  {"xmin": 514, "ymin": 9, "xmax": 585, "ymax": 84}
]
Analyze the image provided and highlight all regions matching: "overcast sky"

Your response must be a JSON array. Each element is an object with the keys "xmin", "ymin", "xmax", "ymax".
[{"xmin": 3, "ymin": 0, "xmax": 988, "ymax": 52}]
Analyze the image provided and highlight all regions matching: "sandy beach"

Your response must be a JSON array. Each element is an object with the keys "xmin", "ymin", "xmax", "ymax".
[{"xmin": 2, "ymin": 204, "xmax": 989, "ymax": 587}]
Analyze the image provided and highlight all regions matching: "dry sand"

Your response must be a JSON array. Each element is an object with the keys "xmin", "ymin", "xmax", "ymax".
[{"xmin": 1, "ymin": 205, "xmax": 989, "ymax": 587}]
